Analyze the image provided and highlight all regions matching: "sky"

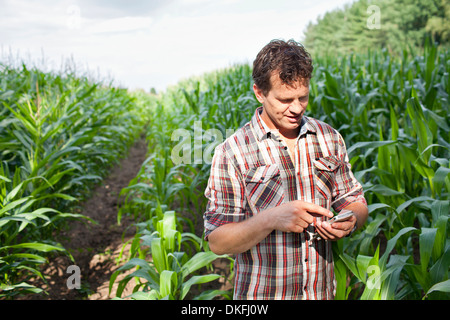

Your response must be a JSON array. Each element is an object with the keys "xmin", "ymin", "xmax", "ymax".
[{"xmin": 0, "ymin": 0, "xmax": 353, "ymax": 92}]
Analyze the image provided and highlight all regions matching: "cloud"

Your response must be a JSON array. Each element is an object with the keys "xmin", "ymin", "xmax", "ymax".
[
  {"xmin": 1, "ymin": 0, "xmax": 354, "ymax": 91},
  {"xmin": 75, "ymin": 0, "xmax": 174, "ymax": 19}
]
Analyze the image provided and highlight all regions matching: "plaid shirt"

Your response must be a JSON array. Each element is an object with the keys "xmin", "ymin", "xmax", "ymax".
[{"xmin": 204, "ymin": 107, "xmax": 366, "ymax": 300}]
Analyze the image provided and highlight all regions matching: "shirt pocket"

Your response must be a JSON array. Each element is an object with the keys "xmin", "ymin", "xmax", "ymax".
[
  {"xmin": 313, "ymin": 155, "xmax": 340, "ymax": 200},
  {"xmin": 244, "ymin": 164, "xmax": 284, "ymax": 212}
]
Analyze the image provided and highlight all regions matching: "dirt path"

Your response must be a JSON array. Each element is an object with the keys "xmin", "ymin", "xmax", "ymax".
[{"xmin": 21, "ymin": 134, "xmax": 148, "ymax": 300}]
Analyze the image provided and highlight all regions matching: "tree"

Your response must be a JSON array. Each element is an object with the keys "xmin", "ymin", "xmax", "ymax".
[{"xmin": 302, "ymin": 0, "xmax": 449, "ymax": 55}]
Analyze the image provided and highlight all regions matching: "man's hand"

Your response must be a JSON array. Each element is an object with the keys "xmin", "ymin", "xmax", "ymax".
[
  {"xmin": 271, "ymin": 200, "xmax": 333, "ymax": 233},
  {"xmin": 314, "ymin": 202, "xmax": 368, "ymax": 241},
  {"xmin": 314, "ymin": 216, "xmax": 357, "ymax": 240}
]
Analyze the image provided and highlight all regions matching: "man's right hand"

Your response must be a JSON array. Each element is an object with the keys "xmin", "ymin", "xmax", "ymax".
[{"xmin": 269, "ymin": 200, "xmax": 333, "ymax": 233}]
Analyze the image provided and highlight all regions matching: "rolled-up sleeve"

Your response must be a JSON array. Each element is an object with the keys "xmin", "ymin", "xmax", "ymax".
[
  {"xmin": 203, "ymin": 144, "xmax": 246, "ymax": 240},
  {"xmin": 331, "ymin": 133, "xmax": 367, "ymax": 212}
]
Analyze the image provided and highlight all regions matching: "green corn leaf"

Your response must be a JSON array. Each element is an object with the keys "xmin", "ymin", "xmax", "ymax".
[
  {"xmin": 368, "ymin": 203, "xmax": 393, "ymax": 213},
  {"xmin": 431, "ymin": 200, "xmax": 449, "ymax": 224},
  {"xmin": 365, "ymin": 184, "xmax": 404, "ymax": 196},
  {"xmin": 0, "ymin": 216, "xmax": 36, "ymax": 230},
  {"xmin": 168, "ymin": 251, "xmax": 187, "ymax": 273},
  {"xmin": 0, "ymin": 282, "xmax": 43, "ymax": 295},
  {"xmin": 396, "ymin": 196, "xmax": 435, "ymax": 214},
  {"xmin": 347, "ymin": 140, "xmax": 396, "ymax": 156},
  {"xmin": 180, "ymin": 274, "xmax": 221, "ymax": 300},
  {"xmin": 6, "ymin": 253, "xmax": 47, "ymax": 263},
  {"xmin": 151, "ymin": 237, "xmax": 167, "ymax": 274},
  {"xmin": 423, "ymin": 280, "xmax": 450, "ymax": 300},
  {"xmin": 389, "ymin": 106, "xmax": 399, "ymax": 141},
  {"xmin": 193, "ymin": 289, "xmax": 231, "ymax": 300},
  {"xmin": 110, "ymin": 258, "xmax": 160, "ymax": 296},
  {"xmin": 11, "ymin": 129, "xmax": 34, "ymax": 151},
  {"xmin": 159, "ymin": 270, "xmax": 177, "ymax": 299},
  {"xmin": 356, "ymin": 254, "xmax": 373, "ymax": 284},
  {"xmin": 129, "ymin": 290, "xmax": 160, "ymax": 300},
  {"xmin": 359, "ymin": 213, "xmax": 386, "ymax": 255},
  {"xmin": 2, "ymin": 242, "xmax": 65, "ymax": 252},
  {"xmin": 406, "ymin": 95, "xmax": 433, "ymax": 162},
  {"xmin": 116, "ymin": 257, "xmax": 154, "ymax": 273},
  {"xmin": 432, "ymin": 215, "xmax": 448, "ymax": 262},
  {"xmin": 0, "ymin": 197, "xmax": 32, "ymax": 217},
  {"xmin": 0, "ymin": 175, "xmax": 12, "ymax": 183},
  {"xmin": 424, "ymin": 109, "xmax": 449, "ymax": 131},
  {"xmin": 433, "ymin": 166, "xmax": 450, "ymax": 194},
  {"xmin": 429, "ymin": 243, "xmax": 450, "ymax": 285},
  {"xmin": 4, "ymin": 181, "xmax": 25, "ymax": 203},
  {"xmin": 360, "ymin": 245, "xmax": 381, "ymax": 300},
  {"xmin": 333, "ymin": 257, "xmax": 349, "ymax": 300},
  {"xmin": 419, "ymin": 228, "xmax": 437, "ymax": 273},
  {"xmin": 379, "ymin": 227, "xmax": 416, "ymax": 267},
  {"xmin": 164, "ymin": 229, "xmax": 181, "ymax": 253},
  {"xmin": 380, "ymin": 255, "xmax": 409, "ymax": 300},
  {"xmin": 181, "ymin": 251, "xmax": 223, "ymax": 279}
]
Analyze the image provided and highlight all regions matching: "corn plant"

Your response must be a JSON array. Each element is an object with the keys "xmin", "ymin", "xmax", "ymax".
[
  {"xmin": 335, "ymin": 226, "xmax": 415, "ymax": 300},
  {"xmin": 110, "ymin": 210, "xmax": 231, "ymax": 300},
  {"xmin": 0, "ymin": 165, "xmax": 78, "ymax": 299}
]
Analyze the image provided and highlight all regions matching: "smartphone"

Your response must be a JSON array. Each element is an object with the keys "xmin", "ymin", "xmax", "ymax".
[
  {"xmin": 310, "ymin": 210, "xmax": 355, "ymax": 241},
  {"xmin": 329, "ymin": 210, "xmax": 354, "ymax": 224}
]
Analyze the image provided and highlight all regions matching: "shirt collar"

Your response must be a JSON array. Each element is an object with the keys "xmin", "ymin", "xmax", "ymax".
[{"xmin": 251, "ymin": 106, "xmax": 316, "ymax": 142}]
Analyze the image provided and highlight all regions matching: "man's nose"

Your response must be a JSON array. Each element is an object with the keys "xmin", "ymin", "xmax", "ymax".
[{"xmin": 289, "ymin": 99, "xmax": 303, "ymax": 114}]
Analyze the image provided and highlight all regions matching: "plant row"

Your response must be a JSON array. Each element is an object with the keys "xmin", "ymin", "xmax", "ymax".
[
  {"xmin": 0, "ymin": 63, "xmax": 149, "ymax": 298},
  {"xmin": 309, "ymin": 41, "xmax": 449, "ymax": 299}
]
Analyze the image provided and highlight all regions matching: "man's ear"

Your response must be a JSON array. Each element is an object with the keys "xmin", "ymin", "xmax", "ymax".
[{"xmin": 253, "ymin": 84, "xmax": 265, "ymax": 104}]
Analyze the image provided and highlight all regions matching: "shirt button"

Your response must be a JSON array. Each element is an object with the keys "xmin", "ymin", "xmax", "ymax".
[{"xmin": 284, "ymin": 146, "xmax": 288, "ymax": 150}]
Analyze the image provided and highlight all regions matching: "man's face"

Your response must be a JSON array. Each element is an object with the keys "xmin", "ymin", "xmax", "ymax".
[{"xmin": 253, "ymin": 71, "xmax": 310, "ymax": 139}]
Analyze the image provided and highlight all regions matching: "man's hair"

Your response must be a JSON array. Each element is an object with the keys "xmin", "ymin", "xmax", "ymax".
[{"xmin": 252, "ymin": 39, "xmax": 313, "ymax": 95}]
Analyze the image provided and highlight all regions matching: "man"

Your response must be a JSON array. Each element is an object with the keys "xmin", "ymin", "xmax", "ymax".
[{"xmin": 203, "ymin": 39, "xmax": 368, "ymax": 300}]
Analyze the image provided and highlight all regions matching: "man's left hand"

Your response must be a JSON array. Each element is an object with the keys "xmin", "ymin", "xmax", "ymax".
[{"xmin": 314, "ymin": 216, "xmax": 357, "ymax": 240}]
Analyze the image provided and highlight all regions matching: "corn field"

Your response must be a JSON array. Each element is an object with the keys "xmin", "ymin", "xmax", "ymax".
[
  {"xmin": 1, "ymin": 41, "xmax": 449, "ymax": 300},
  {"xmin": 0, "ymin": 63, "xmax": 148, "ymax": 298}
]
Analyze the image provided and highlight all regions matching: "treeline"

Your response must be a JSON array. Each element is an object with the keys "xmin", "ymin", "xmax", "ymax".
[{"xmin": 302, "ymin": 0, "xmax": 449, "ymax": 55}]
